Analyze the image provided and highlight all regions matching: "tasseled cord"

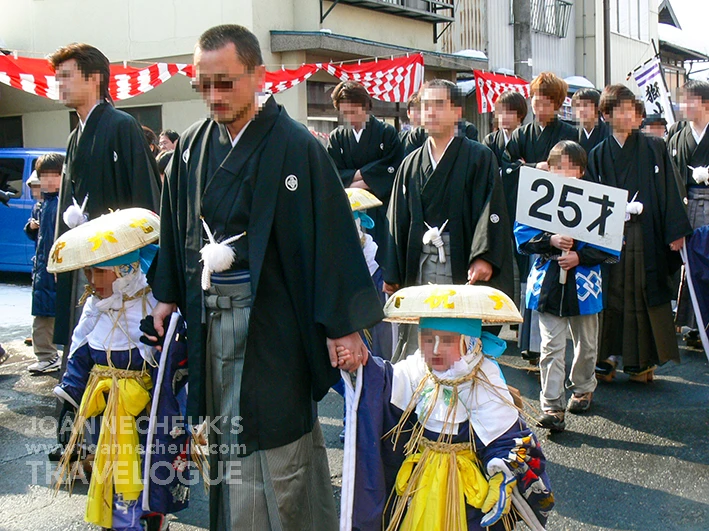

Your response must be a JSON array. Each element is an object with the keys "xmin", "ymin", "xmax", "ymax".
[
  {"xmin": 189, "ymin": 421, "xmax": 211, "ymax": 494},
  {"xmin": 199, "ymin": 217, "xmax": 246, "ymax": 291},
  {"xmin": 62, "ymin": 195, "xmax": 89, "ymax": 229}
]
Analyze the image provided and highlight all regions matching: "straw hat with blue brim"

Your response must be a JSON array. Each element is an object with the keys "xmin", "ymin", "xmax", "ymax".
[
  {"xmin": 47, "ymin": 208, "xmax": 160, "ymax": 274},
  {"xmin": 384, "ymin": 284, "xmax": 523, "ymax": 326},
  {"xmin": 345, "ymin": 188, "xmax": 383, "ymax": 212}
]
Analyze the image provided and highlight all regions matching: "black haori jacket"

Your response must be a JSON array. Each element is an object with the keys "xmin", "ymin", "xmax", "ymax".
[
  {"xmin": 152, "ymin": 97, "xmax": 383, "ymax": 454},
  {"xmin": 385, "ymin": 136, "xmax": 514, "ymax": 297},
  {"xmin": 54, "ymin": 102, "xmax": 161, "ymax": 344},
  {"xmin": 587, "ymin": 131, "xmax": 692, "ymax": 307}
]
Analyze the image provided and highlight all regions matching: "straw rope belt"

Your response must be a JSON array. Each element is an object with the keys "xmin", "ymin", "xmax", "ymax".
[{"xmin": 59, "ymin": 363, "xmax": 153, "ymax": 529}]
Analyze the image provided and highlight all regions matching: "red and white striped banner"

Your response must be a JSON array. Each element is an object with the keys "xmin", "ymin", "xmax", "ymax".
[
  {"xmin": 474, "ymin": 70, "xmax": 530, "ymax": 114},
  {"xmin": 0, "ymin": 55, "xmax": 193, "ymax": 101},
  {"xmin": 322, "ymin": 54, "xmax": 424, "ymax": 103},
  {"xmin": 263, "ymin": 64, "xmax": 320, "ymax": 95},
  {"xmin": 0, "ymin": 53, "xmax": 424, "ymax": 103}
]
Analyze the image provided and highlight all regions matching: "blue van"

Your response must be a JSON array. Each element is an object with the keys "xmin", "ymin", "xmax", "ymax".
[{"xmin": 0, "ymin": 148, "xmax": 66, "ymax": 273}]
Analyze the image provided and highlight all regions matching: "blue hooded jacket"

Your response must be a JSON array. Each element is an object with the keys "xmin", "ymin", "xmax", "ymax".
[{"xmin": 25, "ymin": 193, "xmax": 58, "ymax": 317}]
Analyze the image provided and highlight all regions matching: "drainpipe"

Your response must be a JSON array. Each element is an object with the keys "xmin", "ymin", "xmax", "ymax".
[
  {"xmin": 513, "ymin": 0, "xmax": 533, "ymax": 81},
  {"xmin": 603, "ymin": 0, "xmax": 611, "ymax": 86}
]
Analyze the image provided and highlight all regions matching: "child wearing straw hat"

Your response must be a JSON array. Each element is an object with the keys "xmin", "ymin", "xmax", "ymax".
[
  {"xmin": 338, "ymin": 284, "xmax": 554, "ymax": 531},
  {"xmin": 48, "ymin": 208, "xmax": 190, "ymax": 531}
]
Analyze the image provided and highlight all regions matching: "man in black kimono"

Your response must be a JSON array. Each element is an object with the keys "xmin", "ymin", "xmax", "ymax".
[
  {"xmin": 402, "ymin": 118, "xmax": 480, "ymax": 157},
  {"xmin": 588, "ymin": 84, "xmax": 691, "ymax": 383},
  {"xmin": 49, "ymin": 43, "xmax": 161, "ymax": 346},
  {"xmin": 502, "ymin": 72, "xmax": 577, "ymax": 363},
  {"xmin": 327, "ymin": 81, "xmax": 404, "ymax": 258},
  {"xmin": 667, "ymin": 80, "xmax": 709, "ymax": 344},
  {"xmin": 384, "ymin": 79, "xmax": 512, "ymax": 358},
  {"xmin": 399, "ymin": 91, "xmax": 421, "ymax": 148},
  {"xmin": 147, "ymin": 25, "xmax": 383, "ymax": 531},
  {"xmin": 483, "ymin": 91, "xmax": 528, "ymax": 169},
  {"xmin": 572, "ymin": 88, "xmax": 611, "ymax": 154}
]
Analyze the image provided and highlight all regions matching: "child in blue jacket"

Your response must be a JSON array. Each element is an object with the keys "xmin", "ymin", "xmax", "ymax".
[
  {"xmin": 24, "ymin": 154, "xmax": 63, "ymax": 373},
  {"xmin": 515, "ymin": 141, "xmax": 619, "ymax": 432}
]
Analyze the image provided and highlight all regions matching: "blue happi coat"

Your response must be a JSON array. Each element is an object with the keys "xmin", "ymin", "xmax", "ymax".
[{"xmin": 514, "ymin": 223, "xmax": 619, "ymax": 316}]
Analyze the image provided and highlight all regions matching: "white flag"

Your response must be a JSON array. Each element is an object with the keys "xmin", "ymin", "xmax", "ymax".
[{"xmin": 633, "ymin": 57, "xmax": 675, "ymax": 126}]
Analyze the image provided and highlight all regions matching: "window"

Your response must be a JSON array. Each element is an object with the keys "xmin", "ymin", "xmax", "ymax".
[
  {"xmin": 610, "ymin": 0, "xmax": 650, "ymax": 41},
  {"xmin": 0, "ymin": 157, "xmax": 25, "ymax": 199},
  {"xmin": 0, "ymin": 116, "xmax": 23, "ymax": 148},
  {"xmin": 509, "ymin": 0, "xmax": 573, "ymax": 38}
]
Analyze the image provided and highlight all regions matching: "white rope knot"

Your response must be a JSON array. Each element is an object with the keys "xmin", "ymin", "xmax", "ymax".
[
  {"xmin": 624, "ymin": 192, "xmax": 643, "ymax": 221},
  {"xmin": 689, "ymin": 165, "xmax": 709, "ymax": 185},
  {"xmin": 199, "ymin": 218, "xmax": 246, "ymax": 291},
  {"xmin": 62, "ymin": 195, "xmax": 89, "ymax": 229},
  {"xmin": 422, "ymin": 220, "xmax": 449, "ymax": 264}
]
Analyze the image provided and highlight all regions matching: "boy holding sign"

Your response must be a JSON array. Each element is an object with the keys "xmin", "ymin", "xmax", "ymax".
[{"xmin": 515, "ymin": 141, "xmax": 619, "ymax": 431}]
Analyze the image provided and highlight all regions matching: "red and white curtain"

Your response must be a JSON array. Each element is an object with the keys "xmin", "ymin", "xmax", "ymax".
[
  {"xmin": 473, "ymin": 70, "xmax": 530, "ymax": 114},
  {"xmin": 0, "ymin": 53, "xmax": 424, "ymax": 103}
]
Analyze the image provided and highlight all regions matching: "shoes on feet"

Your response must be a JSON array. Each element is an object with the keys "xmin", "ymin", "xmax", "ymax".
[
  {"xmin": 28, "ymin": 356, "xmax": 61, "ymax": 374},
  {"xmin": 625, "ymin": 365, "xmax": 656, "ymax": 383},
  {"xmin": 536, "ymin": 410, "xmax": 565, "ymax": 432},
  {"xmin": 567, "ymin": 392, "xmax": 593, "ymax": 414}
]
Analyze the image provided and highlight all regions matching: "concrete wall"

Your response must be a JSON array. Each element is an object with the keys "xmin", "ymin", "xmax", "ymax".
[
  {"xmin": 577, "ymin": 0, "xmax": 659, "ymax": 89},
  {"xmin": 0, "ymin": 0, "xmax": 450, "ymax": 146},
  {"xmin": 22, "ymin": 110, "xmax": 69, "ymax": 149},
  {"xmin": 487, "ymin": 0, "xmax": 577, "ymax": 79}
]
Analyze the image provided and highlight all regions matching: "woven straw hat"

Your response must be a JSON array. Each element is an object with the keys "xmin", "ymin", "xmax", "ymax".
[
  {"xmin": 47, "ymin": 208, "xmax": 159, "ymax": 273},
  {"xmin": 345, "ymin": 188, "xmax": 383, "ymax": 212},
  {"xmin": 384, "ymin": 284, "xmax": 523, "ymax": 324}
]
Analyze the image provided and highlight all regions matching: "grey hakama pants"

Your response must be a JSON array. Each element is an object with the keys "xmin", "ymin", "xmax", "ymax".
[
  {"xmin": 205, "ymin": 280, "xmax": 338, "ymax": 531},
  {"xmin": 676, "ymin": 187, "xmax": 709, "ymax": 329},
  {"xmin": 392, "ymin": 235, "xmax": 453, "ymax": 363}
]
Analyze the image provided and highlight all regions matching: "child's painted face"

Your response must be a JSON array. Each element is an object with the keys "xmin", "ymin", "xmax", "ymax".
[
  {"xmin": 550, "ymin": 155, "xmax": 584, "ymax": 179},
  {"xmin": 84, "ymin": 267, "xmax": 118, "ymax": 298},
  {"xmin": 420, "ymin": 329, "xmax": 463, "ymax": 372}
]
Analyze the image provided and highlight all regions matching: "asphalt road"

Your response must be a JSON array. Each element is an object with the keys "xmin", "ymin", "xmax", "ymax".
[{"xmin": 0, "ymin": 273, "xmax": 708, "ymax": 530}]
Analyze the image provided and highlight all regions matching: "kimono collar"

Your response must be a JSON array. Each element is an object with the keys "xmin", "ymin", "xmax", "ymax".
[
  {"xmin": 79, "ymin": 100, "xmax": 103, "ymax": 131},
  {"xmin": 691, "ymin": 121, "xmax": 709, "ymax": 145},
  {"xmin": 425, "ymin": 136, "xmax": 455, "ymax": 170}
]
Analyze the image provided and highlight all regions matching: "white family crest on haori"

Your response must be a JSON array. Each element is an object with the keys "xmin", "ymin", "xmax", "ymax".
[
  {"xmin": 199, "ymin": 217, "xmax": 247, "ymax": 291},
  {"xmin": 285, "ymin": 174, "xmax": 298, "ymax": 191}
]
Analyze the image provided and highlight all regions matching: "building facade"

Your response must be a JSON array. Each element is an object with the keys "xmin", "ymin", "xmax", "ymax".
[{"xmin": 0, "ymin": 0, "xmax": 484, "ymax": 148}]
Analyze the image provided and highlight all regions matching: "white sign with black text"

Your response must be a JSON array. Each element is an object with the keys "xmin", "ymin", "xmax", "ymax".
[{"xmin": 516, "ymin": 167, "xmax": 628, "ymax": 252}]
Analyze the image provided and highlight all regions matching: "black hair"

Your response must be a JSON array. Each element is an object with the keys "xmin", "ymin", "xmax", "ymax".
[{"xmin": 197, "ymin": 24, "xmax": 263, "ymax": 69}]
